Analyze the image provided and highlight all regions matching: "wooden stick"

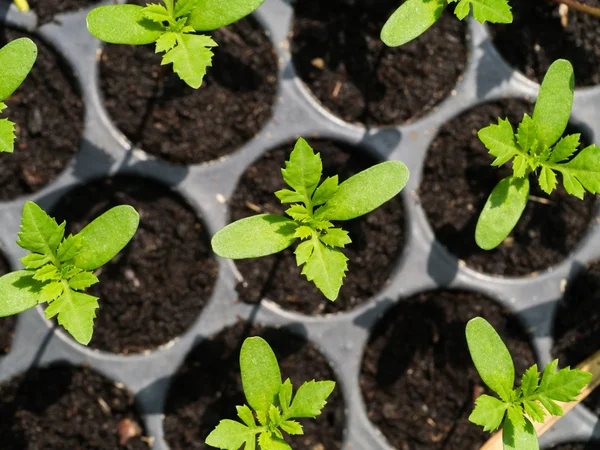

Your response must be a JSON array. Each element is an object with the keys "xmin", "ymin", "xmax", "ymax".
[
  {"xmin": 481, "ymin": 350, "xmax": 600, "ymax": 450},
  {"xmin": 549, "ymin": 0, "xmax": 600, "ymax": 17}
]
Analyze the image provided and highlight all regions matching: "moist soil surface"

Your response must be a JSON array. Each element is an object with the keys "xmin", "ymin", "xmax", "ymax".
[
  {"xmin": 0, "ymin": 28, "xmax": 82, "ymax": 201},
  {"xmin": 0, "ymin": 256, "xmax": 14, "ymax": 355},
  {"xmin": 290, "ymin": 0, "xmax": 467, "ymax": 126},
  {"xmin": 552, "ymin": 261, "xmax": 600, "ymax": 416},
  {"xmin": 419, "ymin": 99, "xmax": 596, "ymax": 277},
  {"xmin": 229, "ymin": 139, "xmax": 405, "ymax": 315},
  {"xmin": 28, "ymin": 0, "xmax": 98, "ymax": 25},
  {"xmin": 51, "ymin": 176, "xmax": 218, "ymax": 354},
  {"xmin": 163, "ymin": 321, "xmax": 345, "ymax": 450},
  {"xmin": 100, "ymin": 9, "xmax": 278, "ymax": 165},
  {"xmin": 0, "ymin": 364, "xmax": 148, "ymax": 449},
  {"xmin": 360, "ymin": 290, "xmax": 537, "ymax": 450},
  {"xmin": 490, "ymin": 0, "xmax": 600, "ymax": 86}
]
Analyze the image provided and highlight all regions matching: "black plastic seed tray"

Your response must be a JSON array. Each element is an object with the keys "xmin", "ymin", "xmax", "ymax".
[{"xmin": 0, "ymin": 0, "xmax": 599, "ymax": 448}]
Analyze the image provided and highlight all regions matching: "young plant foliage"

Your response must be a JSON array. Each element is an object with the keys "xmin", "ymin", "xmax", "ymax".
[
  {"xmin": 0, "ymin": 38, "xmax": 37, "ymax": 153},
  {"xmin": 475, "ymin": 59, "xmax": 600, "ymax": 250},
  {"xmin": 211, "ymin": 138, "xmax": 409, "ymax": 301},
  {"xmin": 205, "ymin": 336, "xmax": 336, "ymax": 450},
  {"xmin": 86, "ymin": 0, "xmax": 265, "ymax": 88},
  {"xmin": 381, "ymin": 0, "xmax": 512, "ymax": 47},
  {"xmin": 0, "ymin": 202, "xmax": 140, "ymax": 345},
  {"xmin": 466, "ymin": 317, "xmax": 592, "ymax": 450}
]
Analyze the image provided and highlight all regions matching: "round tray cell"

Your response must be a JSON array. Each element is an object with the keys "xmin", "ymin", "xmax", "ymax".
[
  {"xmin": 552, "ymin": 260, "xmax": 600, "ymax": 417},
  {"xmin": 51, "ymin": 176, "xmax": 218, "ymax": 354},
  {"xmin": 163, "ymin": 321, "xmax": 345, "ymax": 450},
  {"xmin": 420, "ymin": 99, "xmax": 596, "ymax": 277},
  {"xmin": 0, "ymin": 364, "xmax": 148, "ymax": 449},
  {"xmin": 229, "ymin": 139, "xmax": 406, "ymax": 315},
  {"xmin": 0, "ymin": 28, "xmax": 83, "ymax": 201},
  {"xmin": 360, "ymin": 290, "xmax": 537, "ymax": 450},
  {"xmin": 489, "ymin": 0, "xmax": 600, "ymax": 86},
  {"xmin": 28, "ymin": 0, "xmax": 98, "ymax": 25},
  {"xmin": 99, "ymin": 3, "xmax": 278, "ymax": 165},
  {"xmin": 290, "ymin": 0, "xmax": 467, "ymax": 126},
  {"xmin": 0, "ymin": 255, "xmax": 14, "ymax": 355}
]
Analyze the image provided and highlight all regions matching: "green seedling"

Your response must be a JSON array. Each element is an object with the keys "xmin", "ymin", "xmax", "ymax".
[
  {"xmin": 0, "ymin": 201, "xmax": 140, "ymax": 345},
  {"xmin": 0, "ymin": 38, "xmax": 37, "ymax": 153},
  {"xmin": 466, "ymin": 317, "xmax": 591, "ymax": 450},
  {"xmin": 206, "ymin": 336, "xmax": 335, "ymax": 450},
  {"xmin": 211, "ymin": 138, "xmax": 409, "ymax": 301},
  {"xmin": 475, "ymin": 59, "xmax": 600, "ymax": 250},
  {"xmin": 381, "ymin": 0, "xmax": 512, "ymax": 47},
  {"xmin": 86, "ymin": 0, "xmax": 264, "ymax": 88}
]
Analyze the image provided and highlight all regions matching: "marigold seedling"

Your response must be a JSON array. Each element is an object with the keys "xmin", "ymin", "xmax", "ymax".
[
  {"xmin": 466, "ymin": 317, "xmax": 591, "ymax": 450},
  {"xmin": 475, "ymin": 59, "xmax": 600, "ymax": 250},
  {"xmin": 211, "ymin": 138, "xmax": 409, "ymax": 301},
  {"xmin": 86, "ymin": 0, "xmax": 264, "ymax": 88},
  {"xmin": 205, "ymin": 336, "xmax": 335, "ymax": 450},
  {"xmin": 0, "ymin": 38, "xmax": 37, "ymax": 153},
  {"xmin": 0, "ymin": 201, "xmax": 140, "ymax": 345},
  {"xmin": 381, "ymin": 0, "xmax": 512, "ymax": 47}
]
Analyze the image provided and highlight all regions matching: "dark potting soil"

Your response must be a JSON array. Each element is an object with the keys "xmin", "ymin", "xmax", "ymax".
[
  {"xmin": 99, "ymin": 11, "xmax": 278, "ymax": 165},
  {"xmin": 419, "ymin": 99, "xmax": 596, "ymax": 277},
  {"xmin": 0, "ymin": 256, "xmax": 14, "ymax": 355},
  {"xmin": 360, "ymin": 290, "xmax": 537, "ymax": 450},
  {"xmin": 290, "ymin": 0, "xmax": 467, "ymax": 126},
  {"xmin": 163, "ymin": 321, "xmax": 345, "ymax": 450},
  {"xmin": 489, "ymin": 0, "xmax": 600, "ymax": 86},
  {"xmin": 229, "ymin": 139, "xmax": 405, "ymax": 315},
  {"xmin": 0, "ymin": 28, "xmax": 82, "ymax": 201},
  {"xmin": 0, "ymin": 364, "xmax": 148, "ymax": 449},
  {"xmin": 51, "ymin": 176, "xmax": 218, "ymax": 354},
  {"xmin": 28, "ymin": 0, "xmax": 98, "ymax": 25},
  {"xmin": 552, "ymin": 260, "xmax": 600, "ymax": 417}
]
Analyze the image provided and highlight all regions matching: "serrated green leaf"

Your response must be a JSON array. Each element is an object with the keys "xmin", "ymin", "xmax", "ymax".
[
  {"xmin": 68, "ymin": 272, "xmax": 99, "ymax": 291},
  {"xmin": 205, "ymin": 419, "xmax": 256, "ymax": 450},
  {"xmin": 240, "ymin": 337, "xmax": 282, "ymax": 413},
  {"xmin": 451, "ymin": 0, "xmax": 512, "ymax": 23},
  {"xmin": 538, "ymin": 360, "xmax": 592, "ymax": 404},
  {"xmin": 256, "ymin": 411, "xmax": 267, "ymax": 427},
  {"xmin": 212, "ymin": 214, "xmax": 296, "ymax": 259},
  {"xmin": 295, "ymin": 240, "xmax": 314, "ymax": 266},
  {"xmin": 475, "ymin": 176, "xmax": 529, "ymax": 250},
  {"xmin": 533, "ymin": 59, "xmax": 574, "ymax": 147},
  {"xmin": 279, "ymin": 379, "xmax": 293, "ymax": 415},
  {"xmin": 74, "ymin": 205, "xmax": 140, "ymax": 271},
  {"xmin": 538, "ymin": 166, "xmax": 557, "ymax": 194},
  {"xmin": 0, "ymin": 118, "xmax": 16, "ymax": 153},
  {"xmin": 17, "ymin": 201, "xmax": 65, "ymax": 257},
  {"xmin": 318, "ymin": 161, "xmax": 408, "ymax": 221},
  {"xmin": 517, "ymin": 114, "xmax": 537, "ymax": 152},
  {"xmin": 523, "ymin": 399, "xmax": 546, "ymax": 423},
  {"xmin": 156, "ymin": 31, "xmax": 178, "ymax": 53},
  {"xmin": 174, "ymin": 0, "xmax": 202, "ymax": 18},
  {"xmin": 513, "ymin": 155, "xmax": 528, "ymax": 178},
  {"xmin": 319, "ymin": 228, "xmax": 351, "ymax": 248},
  {"xmin": 0, "ymin": 38, "xmax": 37, "ymax": 101},
  {"xmin": 466, "ymin": 317, "xmax": 515, "ymax": 402},
  {"xmin": 188, "ymin": 0, "xmax": 265, "ymax": 31},
  {"xmin": 468, "ymin": 394, "xmax": 508, "ymax": 432},
  {"xmin": 87, "ymin": 5, "xmax": 165, "ymax": 45},
  {"xmin": 554, "ymin": 145, "xmax": 600, "ymax": 199},
  {"xmin": 142, "ymin": 3, "xmax": 171, "ymax": 24},
  {"xmin": 57, "ymin": 234, "xmax": 83, "ymax": 262},
  {"xmin": 502, "ymin": 415, "xmax": 539, "ymax": 450},
  {"xmin": 45, "ymin": 289, "xmax": 99, "ymax": 345},
  {"xmin": 40, "ymin": 281, "xmax": 64, "ymax": 304},
  {"xmin": 300, "ymin": 239, "xmax": 347, "ymax": 301},
  {"xmin": 380, "ymin": 0, "xmax": 446, "ymax": 47},
  {"xmin": 0, "ymin": 270, "xmax": 43, "ymax": 317},
  {"xmin": 549, "ymin": 134, "xmax": 580, "ymax": 163},
  {"xmin": 521, "ymin": 365, "xmax": 540, "ymax": 397},
  {"xmin": 161, "ymin": 33, "xmax": 216, "ymax": 89},
  {"xmin": 20, "ymin": 253, "xmax": 51, "ymax": 269},
  {"xmin": 269, "ymin": 404, "xmax": 282, "ymax": 426},
  {"xmin": 478, "ymin": 118, "xmax": 520, "ymax": 167},
  {"xmin": 33, "ymin": 265, "xmax": 60, "ymax": 282},
  {"xmin": 275, "ymin": 189, "xmax": 304, "ymax": 204},
  {"xmin": 281, "ymin": 139, "xmax": 323, "ymax": 203},
  {"xmin": 258, "ymin": 431, "xmax": 291, "ymax": 450},
  {"xmin": 294, "ymin": 226, "xmax": 313, "ymax": 240},
  {"xmin": 288, "ymin": 380, "xmax": 335, "ymax": 418},
  {"xmin": 286, "ymin": 204, "xmax": 309, "ymax": 221},
  {"xmin": 312, "ymin": 176, "xmax": 339, "ymax": 206},
  {"xmin": 280, "ymin": 420, "xmax": 303, "ymax": 435},
  {"xmin": 237, "ymin": 405, "xmax": 256, "ymax": 428},
  {"xmin": 506, "ymin": 403, "xmax": 525, "ymax": 430}
]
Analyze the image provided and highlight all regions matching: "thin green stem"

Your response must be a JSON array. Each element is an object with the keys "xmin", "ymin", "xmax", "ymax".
[{"xmin": 549, "ymin": 0, "xmax": 600, "ymax": 18}]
